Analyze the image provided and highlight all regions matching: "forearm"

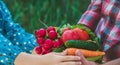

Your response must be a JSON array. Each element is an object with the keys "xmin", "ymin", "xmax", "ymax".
[
  {"xmin": 78, "ymin": 0, "xmax": 102, "ymax": 31},
  {"xmin": 101, "ymin": 58, "xmax": 120, "ymax": 65},
  {"xmin": 88, "ymin": 58, "xmax": 120, "ymax": 65},
  {"xmin": 14, "ymin": 52, "xmax": 32, "ymax": 65},
  {"xmin": 14, "ymin": 52, "xmax": 42, "ymax": 65}
]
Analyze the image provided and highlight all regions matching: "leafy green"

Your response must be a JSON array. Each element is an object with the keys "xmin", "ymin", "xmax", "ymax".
[{"xmin": 86, "ymin": 56, "xmax": 102, "ymax": 62}]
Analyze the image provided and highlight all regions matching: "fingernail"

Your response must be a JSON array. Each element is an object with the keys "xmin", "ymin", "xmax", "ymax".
[{"xmin": 79, "ymin": 62, "xmax": 82, "ymax": 65}]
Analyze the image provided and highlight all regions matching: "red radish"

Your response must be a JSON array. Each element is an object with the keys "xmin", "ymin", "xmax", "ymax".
[
  {"xmin": 72, "ymin": 31, "xmax": 80, "ymax": 40},
  {"xmin": 58, "ymin": 38, "xmax": 64, "ymax": 45},
  {"xmin": 35, "ymin": 30, "xmax": 40, "ymax": 37},
  {"xmin": 35, "ymin": 46, "xmax": 42, "ymax": 54},
  {"xmin": 44, "ymin": 39, "xmax": 53, "ymax": 46},
  {"xmin": 35, "ymin": 28, "xmax": 46, "ymax": 37},
  {"xmin": 36, "ymin": 37, "xmax": 44, "ymax": 46},
  {"xmin": 47, "ymin": 26, "xmax": 56, "ymax": 32},
  {"xmin": 80, "ymin": 31, "xmax": 89, "ymax": 40},
  {"xmin": 48, "ymin": 30, "xmax": 57, "ymax": 39},
  {"xmin": 61, "ymin": 30, "xmax": 79, "ymax": 43},
  {"xmin": 42, "ymin": 43, "xmax": 52, "ymax": 52},
  {"xmin": 62, "ymin": 28, "xmax": 71, "ymax": 33},
  {"xmin": 44, "ymin": 39, "xmax": 53, "ymax": 48},
  {"xmin": 53, "ymin": 40, "xmax": 61, "ymax": 48},
  {"xmin": 42, "ymin": 50, "xmax": 50, "ymax": 55},
  {"xmin": 42, "ymin": 39, "xmax": 53, "ymax": 51},
  {"xmin": 73, "ymin": 28, "xmax": 89, "ymax": 40},
  {"xmin": 42, "ymin": 45, "xmax": 50, "ymax": 52}
]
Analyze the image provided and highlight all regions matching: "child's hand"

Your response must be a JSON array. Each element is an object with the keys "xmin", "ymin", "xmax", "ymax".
[{"xmin": 76, "ymin": 50, "xmax": 96, "ymax": 65}]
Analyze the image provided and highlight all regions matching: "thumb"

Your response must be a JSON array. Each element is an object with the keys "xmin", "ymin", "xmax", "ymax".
[
  {"xmin": 60, "ymin": 50, "xmax": 67, "ymax": 56},
  {"xmin": 75, "ymin": 50, "xmax": 83, "ymax": 57},
  {"xmin": 54, "ymin": 50, "xmax": 67, "ymax": 56},
  {"xmin": 76, "ymin": 50, "xmax": 88, "ymax": 63}
]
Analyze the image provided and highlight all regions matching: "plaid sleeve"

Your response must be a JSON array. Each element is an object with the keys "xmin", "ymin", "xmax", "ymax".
[
  {"xmin": 78, "ymin": 0, "xmax": 102, "ymax": 31},
  {"xmin": 104, "ymin": 43, "xmax": 120, "ymax": 61}
]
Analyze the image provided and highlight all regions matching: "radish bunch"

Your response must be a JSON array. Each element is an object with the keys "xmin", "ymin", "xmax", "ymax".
[{"xmin": 35, "ymin": 26, "xmax": 64, "ymax": 55}]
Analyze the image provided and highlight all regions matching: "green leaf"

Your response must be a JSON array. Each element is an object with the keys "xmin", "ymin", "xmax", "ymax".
[
  {"xmin": 86, "ymin": 56, "xmax": 102, "ymax": 62},
  {"xmin": 52, "ymin": 45, "xmax": 66, "ymax": 52}
]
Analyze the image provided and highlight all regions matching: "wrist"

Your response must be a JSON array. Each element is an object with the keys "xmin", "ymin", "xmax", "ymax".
[
  {"xmin": 14, "ymin": 52, "xmax": 45, "ymax": 65},
  {"xmin": 14, "ymin": 52, "xmax": 28, "ymax": 65},
  {"xmin": 88, "ymin": 61, "xmax": 101, "ymax": 65},
  {"xmin": 82, "ymin": 24, "xmax": 90, "ymax": 29}
]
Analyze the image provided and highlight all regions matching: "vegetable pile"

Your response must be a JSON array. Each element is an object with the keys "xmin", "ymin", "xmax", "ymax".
[{"xmin": 35, "ymin": 24, "xmax": 105, "ymax": 62}]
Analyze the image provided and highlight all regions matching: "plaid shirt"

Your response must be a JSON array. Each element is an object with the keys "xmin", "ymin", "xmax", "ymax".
[{"xmin": 78, "ymin": 0, "xmax": 120, "ymax": 61}]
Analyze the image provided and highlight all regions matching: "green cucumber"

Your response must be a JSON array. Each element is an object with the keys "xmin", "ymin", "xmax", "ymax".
[
  {"xmin": 65, "ymin": 40, "xmax": 100, "ymax": 51},
  {"xmin": 52, "ymin": 45, "xmax": 66, "ymax": 52}
]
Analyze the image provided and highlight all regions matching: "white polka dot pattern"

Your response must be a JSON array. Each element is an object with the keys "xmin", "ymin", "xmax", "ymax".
[{"xmin": 0, "ymin": 1, "xmax": 38, "ymax": 65}]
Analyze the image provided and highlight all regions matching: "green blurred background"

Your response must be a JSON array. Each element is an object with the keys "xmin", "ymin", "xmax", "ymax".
[{"xmin": 3, "ymin": 0, "xmax": 90, "ymax": 34}]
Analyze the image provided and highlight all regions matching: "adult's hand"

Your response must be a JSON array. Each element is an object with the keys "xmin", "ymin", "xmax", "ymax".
[{"xmin": 14, "ymin": 50, "xmax": 82, "ymax": 65}]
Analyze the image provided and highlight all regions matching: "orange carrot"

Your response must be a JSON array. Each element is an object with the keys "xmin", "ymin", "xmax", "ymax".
[{"xmin": 66, "ymin": 48, "xmax": 105, "ymax": 57}]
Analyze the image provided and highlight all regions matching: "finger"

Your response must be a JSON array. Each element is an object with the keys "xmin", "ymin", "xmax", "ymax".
[
  {"xmin": 59, "ymin": 61, "xmax": 82, "ymax": 65},
  {"xmin": 60, "ymin": 56, "xmax": 81, "ymax": 62},
  {"xmin": 54, "ymin": 50, "xmax": 67, "ymax": 56},
  {"xmin": 31, "ymin": 47, "xmax": 39, "ymax": 55},
  {"xmin": 59, "ymin": 50, "xmax": 67, "ymax": 55},
  {"xmin": 76, "ymin": 50, "xmax": 85, "ymax": 59},
  {"xmin": 76, "ymin": 50, "xmax": 88, "ymax": 64}
]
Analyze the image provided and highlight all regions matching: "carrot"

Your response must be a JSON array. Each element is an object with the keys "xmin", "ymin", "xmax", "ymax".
[{"xmin": 66, "ymin": 48, "xmax": 105, "ymax": 57}]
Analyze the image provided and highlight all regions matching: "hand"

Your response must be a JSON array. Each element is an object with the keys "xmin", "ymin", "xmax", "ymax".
[
  {"xmin": 31, "ymin": 47, "xmax": 38, "ymax": 55},
  {"xmin": 76, "ymin": 50, "xmax": 96, "ymax": 65},
  {"xmin": 40, "ymin": 51, "xmax": 82, "ymax": 65},
  {"xmin": 15, "ymin": 51, "xmax": 82, "ymax": 65}
]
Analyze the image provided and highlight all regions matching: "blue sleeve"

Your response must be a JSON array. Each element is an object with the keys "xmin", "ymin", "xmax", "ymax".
[
  {"xmin": 0, "ymin": 1, "xmax": 38, "ymax": 65},
  {"xmin": 0, "ymin": 33, "xmax": 22, "ymax": 65},
  {"xmin": 0, "ymin": 1, "xmax": 38, "ymax": 53}
]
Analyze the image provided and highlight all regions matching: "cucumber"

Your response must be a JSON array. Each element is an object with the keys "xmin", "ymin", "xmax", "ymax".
[
  {"xmin": 65, "ymin": 40, "xmax": 100, "ymax": 51},
  {"xmin": 52, "ymin": 45, "xmax": 66, "ymax": 52}
]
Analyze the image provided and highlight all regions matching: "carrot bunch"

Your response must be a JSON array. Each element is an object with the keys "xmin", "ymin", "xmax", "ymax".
[{"xmin": 66, "ymin": 48, "xmax": 105, "ymax": 57}]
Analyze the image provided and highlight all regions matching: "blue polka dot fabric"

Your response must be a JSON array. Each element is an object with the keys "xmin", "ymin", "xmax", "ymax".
[{"xmin": 0, "ymin": 1, "xmax": 37, "ymax": 65}]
